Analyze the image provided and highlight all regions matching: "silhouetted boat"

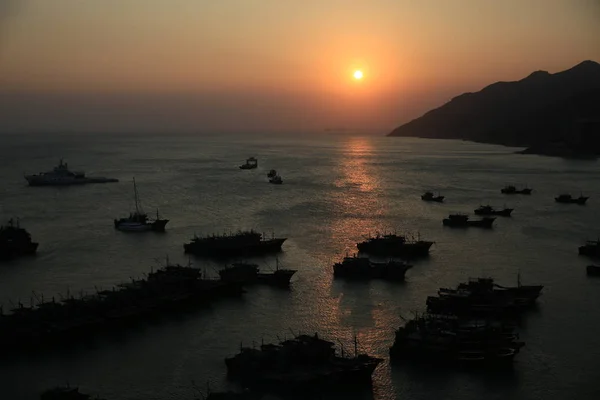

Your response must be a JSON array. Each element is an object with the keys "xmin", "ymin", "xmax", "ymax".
[
  {"xmin": 443, "ymin": 214, "xmax": 495, "ymax": 228},
  {"xmin": 587, "ymin": 265, "xmax": 600, "ymax": 276},
  {"xmin": 114, "ymin": 178, "xmax": 168, "ymax": 232},
  {"xmin": 474, "ymin": 205, "xmax": 513, "ymax": 216},
  {"xmin": 555, "ymin": 194, "xmax": 589, "ymax": 204},
  {"xmin": 356, "ymin": 232, "xmax": 433, "ymax": 257},
  {"xmin": 225, "ymin": 333, "xmax": 382, "ymax": 392},
  {"xmin": 390, "ymin": 314, "xmax": 523, "ymax": 366},
  {"xmin": 40, "ymin": 386, "xmax": 102, "ymax": 400},
  {"xmin": 0, "ymin": 260, "xmax": 243, "ymax": 353},
  {"xmin": 421, "ymin": 192, "xmax": 444, "ymax": 202},
  {"xmin": 501, "ymin": 185, "xmax": 532, "ymax": 195},
  {"xmin": 333, "ymin": 255, "xmax": 412, "ymax": 281},
  {"xmin": 0, "ymin": 218, "xmax": 38, "ymax": 261},
  {"xmin": 579, "ymin": 239, "xmax": 600, "ymax": 257},
  {"xmin": 25, "ymin": 159, "xmax": 118, "ymax": 186},
  {"xmin": 219, "ymin": 260, "xmax": 296, "ymax": 286},
  {"xmin": 206, "ymin": 391, "xmax": 261, "ymax": 400},
  {"xmin": 269, "ymin": 174, "xmax": 283, "ymax": 184},
  {"xmin": 40, "ymin": 385, "xmax": 109, "ymax": 400},
  {"xmin": 458, "ymin": 276, "xmax": 543, "ymax": 304},
  {"xmin": 239, "ymin": 157, "xmax": 258, "ymax": 169},
  {"xmin": 184, "ymin": 230, "xmax": 286, "ymax": 257}
]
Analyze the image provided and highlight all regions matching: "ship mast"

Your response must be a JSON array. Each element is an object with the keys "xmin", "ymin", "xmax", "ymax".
[{"xmin": 133, "ymin": 177, "xmax": 144, "ymax": 215}]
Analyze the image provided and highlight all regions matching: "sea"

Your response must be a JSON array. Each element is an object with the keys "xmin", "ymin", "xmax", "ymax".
[{"xmin": 0, "ymin": 132, "xmax": 599, "ymax": 400}]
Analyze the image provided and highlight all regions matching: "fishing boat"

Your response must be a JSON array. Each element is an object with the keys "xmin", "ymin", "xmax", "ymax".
[
  {"xmin": 421, "ymin": 192, "xmax": 444, "ymax": 202},
  {"xmin": 555, "ymin": 194, "xmax": 589, "ymax": 204},
  {"xmin": 114, "ymin": 178, "xmax": 169, "ymax": 232},
  {"xmin": 239, "ymin": 157, "xmax": 258, "ymax": 169}
]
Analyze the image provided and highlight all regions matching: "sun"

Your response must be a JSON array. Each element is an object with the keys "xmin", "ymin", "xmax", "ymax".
[{"xmin": 353, "ymin": 70, "xmax": 363, "ymax": 80}]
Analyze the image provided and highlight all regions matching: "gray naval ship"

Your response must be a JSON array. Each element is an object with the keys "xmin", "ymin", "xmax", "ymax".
[{"xmin": 25, "ymin": 159, "xmax": 119, "ymax": 186}]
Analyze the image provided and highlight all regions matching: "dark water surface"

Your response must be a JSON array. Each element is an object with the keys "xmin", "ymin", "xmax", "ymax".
[{"xmin": 0, "ymin": 133, "xmax": 599, "ymax": 400}]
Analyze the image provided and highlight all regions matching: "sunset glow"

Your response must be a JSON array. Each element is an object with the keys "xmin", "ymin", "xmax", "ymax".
[{"xmin": 0, "ymin": 0, "xmax": 598, "ymax": 133}]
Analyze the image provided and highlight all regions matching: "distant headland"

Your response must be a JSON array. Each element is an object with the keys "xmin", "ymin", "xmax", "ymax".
[{"xmin": 388, "ymin": 60, "xmax": 600, "ymax": 159}]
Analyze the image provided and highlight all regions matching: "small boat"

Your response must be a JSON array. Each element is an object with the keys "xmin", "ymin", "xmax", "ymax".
[
  {"xmin": 421, "ymin": 192, "xmax": 444, "ymax": 202},
  {"xmin": 474, "ymin": 205, "xmax": 513, "ymax": 217},
  {"xmin": 587, "ymin": 265, "xmax": 600, "ymax": 276},
  {"xmin": 555, "ymin": 194, "xmax": 589, "ymax": 204},
  {"xmin": 114, "ymin": 178, "xmax": 169, "ymax": 232},
  {"xmin": 220, "ymin": 259, "xmax": 296, "ymax": 286},
  {"xmin": 269, "ymin": 174, "xmax": 283, "ymax": 184},
  {"xmin": 579, "ymin": 239, "xmax": 600, "ymax": 258},
  {"xmin": 501, "ymin": 185, "xmax": 532, "ymax": 195},
  {"xmin": 184, "ymin": 230, "xmax": 286, "ymax": 257},
  {"xmin": 40, "ymin": 385, "xmax": 105, "ymax": 400},
  {"xmin": 239, "ymin": 157, "xmax": 258, "ymax": 169},
  {"xmin": 25, "ymin": 159, "xmax": 118, "ymax": 186},
  {"xmin": 443, "ymin": 214, "xmax": 495, "ymax": 228},
  {"xmin": 356, "ymin": 232, "xmax": 433, "ymax": 257},
  {"xmin": 0, "ymin": 218, "xmax": 38, "ymax": 261}
]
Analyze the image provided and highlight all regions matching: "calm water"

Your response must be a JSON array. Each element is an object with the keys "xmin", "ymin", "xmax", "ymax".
[{"xmin": 0, "ymin": 133, "xmax": 599, "ymax": 400}]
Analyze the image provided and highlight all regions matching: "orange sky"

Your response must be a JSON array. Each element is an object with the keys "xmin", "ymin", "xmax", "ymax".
[{"xmin": 0, "ymin": 0, "xmax": 599, "ymax": 133}]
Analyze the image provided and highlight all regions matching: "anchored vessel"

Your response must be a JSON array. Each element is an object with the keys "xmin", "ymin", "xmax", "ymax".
[
  {"xmin": 0, "ymin": 262, "xmax": 242, "ymax": 352},
  {"xmin": 184, "ymin": 230, "xmax": 286, "ymax": 257},
  {"xmin": 474, "ymin": 205, "xmax": 513, "ymax": 217},
  {"xmin": 587, "ymin": 265, "xmax": 600, "ymax": 276},
  {"xmin": 501, "ymin": 185, "xmax": 532, "ymax": 195},
  {"xmin": 443, "ymin": 214, "xmax": 495, "ymax": 228},
  {"xmin": 225, "ymin": 333, "xmax": 382, "ymax": 392},
  {"xmin": 239, "ymin": 157, "xmax": 258, "ymax": 169},
  {"xmin": 555, "ymin": 194, "xmax": 589, "ymax": 204},
  {"xmin": 428, "ymin": 277, "xmax": 543, "ymax": 316},
  {"xmin": 333, "ymin": 255, "xmax": 412, "ymax": 281},
  {"xmin": 114, "ymin": 178, "xmax": 168, "ymax": 232},
  {"xmin": 421, "ymin": 192, "xmax": 444, "ymax": 202},
  {"xmin": 579, "ymin": 240, "xmax": 600, "ymax": 257},
  {"xmin": 25, "ymin": 159, "xmax": 118, "ymax": 186},
  {"xmin": 219, "ymin": 260, "xmax": 296, "ymax": 286},
  {"xmin": 206, "ymin": 392, "xmax": 261, "ymax": 400},
  {"xmin": 268, "ymin": 172, "xmax": 283, "ymax": 184},
  {"xmin": 356, "ymin": 233, "xmax": 433, "ymax": 257},
  {"xmin": 390, "ymin": 314, "xmax": 524, "ymax": 366},
  {"xmin": 0, "ymin": 218, "xmax": 38, "ymax": 261},
  {"xmin": 40, "ymin": 386, "xmax": 105, "ymax": 400}
]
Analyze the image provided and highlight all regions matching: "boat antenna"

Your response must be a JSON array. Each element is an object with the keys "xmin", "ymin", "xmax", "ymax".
[
  {"xmin": 337, "ymin": 339, "xmax": 345, "ymax": 357},
  {"xmin": 354, "ymin": 333, "xmax": 358, "ymax": 357},
  {"xmin": 132, "ymin": 177, "xmax": 144, "ymax": 214}
]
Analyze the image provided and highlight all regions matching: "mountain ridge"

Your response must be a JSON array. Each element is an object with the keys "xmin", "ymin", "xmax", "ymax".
[{"xmin": 388, "ymin": 61, "xmax": 600, "ymax": 154}]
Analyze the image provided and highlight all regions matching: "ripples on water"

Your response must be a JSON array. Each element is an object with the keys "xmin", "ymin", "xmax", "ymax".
[{"xmin": 0, "ymin": 133, "xmax": 599, "ymax": 400}]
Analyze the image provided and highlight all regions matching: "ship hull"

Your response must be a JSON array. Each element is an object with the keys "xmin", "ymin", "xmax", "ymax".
[
  {"xmin": 390, "ymin": 344, "xmax": 518, "ymax": 367},
  {"xmin": 184, "ymin": 238, "xmax": 286, "ymax": 257},
  {"xmin": 25, "ymin": 176, "xmax": 118, "ymax": 186},
  {"xmin": 587, "ymin": 265, "xmax": 600, "ymax": 276},
  {"xmin": 501, "ymin": 189, "xmax": 532, "ymax": 195},
  {"xmin": 555, "ymin": 197, "xmax": 588, "ymax": 204},
  {"xmin": 114, "ymin": 219, "xmax": 169, "ymax": 232},
  {"xmin": 443, "ymin": 218, "xmax": 495, "ymax": 228},
  {"xmin": 357, "ymin": 241, "xmax": 433, "ymax": 257},
  {"xmin": 0, "ymin": 242, "xmax": 38, "ymax": 261},
  {"xmin": 579, "ymin": 246, "xmax": 600, "ymax": 257},
  {"xmin": 334, "ymin": 262, "xmax": 412, "ymax": 281},
  {"xmin": 421, "ymin": 196, "xmax": 444, "ymax": 202},
  {"xmin": 474, "ymin": 209, "xmax": 513, "ymax": 216}
]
